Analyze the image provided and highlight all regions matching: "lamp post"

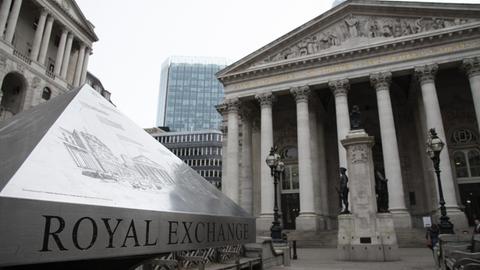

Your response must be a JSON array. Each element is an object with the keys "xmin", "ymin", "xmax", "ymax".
[
  {"xmin": 265, "ymin": 146, "xmax": 285, "ymax": 242},
  {"xmin": 426, "ymin": 128, "xmax": 454, "ymax": 234}
]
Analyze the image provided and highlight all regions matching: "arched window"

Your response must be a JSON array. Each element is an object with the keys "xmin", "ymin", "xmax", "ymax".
[
  {"xmin": 454, "ymin": 152, "xmax": 468, "ymax": 178},
  {"xmin": 42, "ymin": 87, "xmax": 51, "ymax": 100},
  {"xmin": 468, "ymin": 150, "xmax": 480, "ymax": 177},
  {"xmin": 454, "ymin": 149, "xmax": 480, "ymax": 178}
]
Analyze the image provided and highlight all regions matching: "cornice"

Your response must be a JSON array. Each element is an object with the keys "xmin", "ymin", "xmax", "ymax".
[
  {"xmin": 38, "ymin": 0, "xmax": 98, "ymax": 44},
  {"xmin": 218, "ymin": 22, "xmax": 480, "ymax": 85}
]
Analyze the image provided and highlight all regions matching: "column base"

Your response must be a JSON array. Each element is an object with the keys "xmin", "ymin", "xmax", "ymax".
[
  {"xmin": 256, "ymin": 214, "xmax": 274, "ymax": 233},
  {"xmin": 441, "ymin": 207, "xmax": 469, "ymax": 232},
  {"xmin": 295, "ymin": 213, "xmax": 321, "ymax": 232},
  {"xmin": 389, "ymin": 209, "xmax": 412, "ymax": 228}
]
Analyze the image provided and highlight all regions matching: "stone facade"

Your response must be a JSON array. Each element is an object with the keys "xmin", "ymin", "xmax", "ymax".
[
  {"xmin": 216, "ymin": 0, "xmax": 480, "ymax": 232},
  {"xmin": 0, "ymin": 0, "xmax": 97, "ymax": 121}
]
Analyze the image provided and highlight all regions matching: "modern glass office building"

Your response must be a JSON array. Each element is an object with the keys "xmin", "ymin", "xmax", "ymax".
[{"xmin": 156, "ymin": 56, "xmax": 229, "ymax": 131}]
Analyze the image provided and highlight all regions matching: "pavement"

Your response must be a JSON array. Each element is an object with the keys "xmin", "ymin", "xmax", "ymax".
[{"xmin": 270, "ymin": 248, "xmax": 437, "ymax": 270}]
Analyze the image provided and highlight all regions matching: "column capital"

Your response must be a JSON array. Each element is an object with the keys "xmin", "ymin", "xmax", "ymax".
[
  {"xmin": 462, "ymin": 57, "xmax": 480, "ymax": 78},
  {"xmin": 290, "ymin": 85, "xmax": 311, "ymax": 103},
  {"xmin": 370, "ymin": 71, "xmax": 392, "ymax": 91},
  {"xmin": 255, "ymin": 92, "xmax": 275, "ymax": 107},
  {"xmin": 40, "ymin": 8, "xmax": 48, "ymax": 16},
  {"xmin": 215, "ymin": 103, "xmax": 228, "ymax": 116},
  {"xmin": 414, "ymin": 64, "xmax": 438, "ymax": 85},
  {"xmin": 46, "ymin": 14, "xmax": 54, "ymax": 22},
  {"xmin": 61, "ymin": 27, "xmax": 68, "ymax": 35},
  {"xmin": 225, "ymin": 98, "xmax": 240, "ymax": 113},
  {"xmin": 329, "ymin": 79, "xmax": 349, "ymax": 97}
]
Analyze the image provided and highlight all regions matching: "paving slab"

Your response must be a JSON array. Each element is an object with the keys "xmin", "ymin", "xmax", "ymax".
[{"xmin": 271, "ymin": 248, "xmax": 436, "ymax": 270}]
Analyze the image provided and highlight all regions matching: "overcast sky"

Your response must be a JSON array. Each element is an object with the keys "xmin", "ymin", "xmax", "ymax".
[{"xmin": 75, "ymin": 0, "xmax": 480, "ymax": 128}]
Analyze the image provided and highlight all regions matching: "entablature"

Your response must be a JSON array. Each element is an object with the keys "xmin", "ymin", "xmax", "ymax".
[{"xmin": 220, "ymin": 22, "xmax": 480, "ymax": 97}]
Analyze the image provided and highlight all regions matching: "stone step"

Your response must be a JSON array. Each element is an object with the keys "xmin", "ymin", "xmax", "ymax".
[{"xmin": 285, "ymin": 228, "xmax": 428, "ymax": 248}]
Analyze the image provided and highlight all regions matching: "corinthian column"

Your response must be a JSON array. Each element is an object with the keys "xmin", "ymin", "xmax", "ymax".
[
  {"xmin": 60, "ymin": 33, "xmax": 74, "ymax": 79},
  {"xmin": 73, "ymin": 44, "xmax": 86, "ymax": 86},
  {"xmin": 80, "ymin": 47, "xmax": 91, "ymax": 84},
  {"xmin": 462, "ymin": 57, "xmax": 480, "ymax": 133},
  {"xmin": 370, "ymin": 72, "xmax": 411, "ymax": 228},
  {"xmin": 54, "ymin": 29, "xmax": 68, "ymax": 75},
  {"xmin": 4, "ymin": 0, "xmax": 22, "ymax": 43},
  {"xmin": 38, "ymin": 15, "xmax": 54, "ymax": 65},
  {"xmin": 240, "ymin": 107, "xmax": 253, "ymax": 214},
  {"xmin": 415, "ymin": 64, "xmax": 466, "ymax": 227},
  {"xmin": 329, "ymin": 79, "xmax": 350, "ymax": 169},
  {"xmin": 291, "ymin": 86, "xmax": 319, "ymax": 231},
  {"xmin": 224, "ymin": 98, "xmax": 240, "ymax": 204},
  {"xmin": 255, "ymin": 92, "xmax": 275, "ymax": 231},
  {"xmin": 30, "ymin": 9, "xmax": 47, "ymax": 61},
  {"xmin": 0, "ymin": 0, "xmax": 12, "ymax": 39}
]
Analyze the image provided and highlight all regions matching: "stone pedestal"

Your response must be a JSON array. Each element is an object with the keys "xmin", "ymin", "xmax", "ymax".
[
  {"xmin": 256, "ymin": 215, "xmax": 274, "ymax": 233},
  {"xmin": 295, "ymin": 213, "xmax": 322, "ymax": 232},
  {"xmin": 337, "ymin": 129, "xmax": 399, "ymax": 261}
]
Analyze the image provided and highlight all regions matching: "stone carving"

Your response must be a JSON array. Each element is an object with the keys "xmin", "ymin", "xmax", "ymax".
[
  {"xmin": 290, "ymin": 85, "xmax": 311, "ymax": 103},
  {"xmin": 31, "ymin": 76, "xmax": 41, "ymax": 89},
  {"xmin": 225, "ymin": 98, "xmax": 240, "ymax": 113},
  {"xmin": 215, "ymin": 103, "xmax": 228, "ymax": 116},
  {"xmin": 370, "ymin": 72, "xmax": 392, "ymax": 90},
  {"xmin": 338, "ymin": 167, "xmax": 350, "ymax": 214},
  {"xmin": 255, "ymin": 92, "xmax": 276, "ymax": 107},
  {"xmin": 17, "ymin": 63, "xmax": 25, "ymax": 74},
  {"xmin": 329, "ymin": 79, "xmax": 350, "ymax": 96},
  {"xmin": 350, "ymin": 105, "xmax": 361, "ymax": 130},
  {"xmin": 414, "ymin": 64, "xmax": 438, "ymax": 84},
  {"xmin": 462, "ymin": 57, "xmax": 480, "ymax": 78},
  {"xmin": 257, "ymin": 14, "xmax": 474, "ymax": 66},
  {"xmin": 375, "ymin": 170, "xmax": 389, "ymax": 213},
  {"xmin": 345, "ymin": 14, "xmax": 360, "ymax": 38},
  {"xmin": 0, "ymin": 53, "xmax": 6, "ymax": 68},
  {"xmin": 351, "ymin": 145, "xmax": 368, "ymax": 164}
]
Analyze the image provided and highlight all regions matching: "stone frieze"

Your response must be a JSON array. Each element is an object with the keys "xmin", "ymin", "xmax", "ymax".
[{"xmin": 256, "ymin": 15, "xmax": 475, "ymax": 66}]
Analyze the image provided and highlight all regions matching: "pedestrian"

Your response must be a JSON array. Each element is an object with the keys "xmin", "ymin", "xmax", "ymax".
[
  {"xmin": 474, "ymin": 218, "xmax": 480, "ymax": 234},
  {"xmin": 426, "ymin": 223, "xmax": 440, "ymax": 251}
]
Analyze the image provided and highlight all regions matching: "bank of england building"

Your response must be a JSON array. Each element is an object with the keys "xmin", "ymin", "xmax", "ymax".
[
  {"xmin": 216, "ymin": 0, "xmax": 480, "ymax": 233},
  {"xmin": 0, "ymin": 0, "xmax": 97, "ymax": 121}
]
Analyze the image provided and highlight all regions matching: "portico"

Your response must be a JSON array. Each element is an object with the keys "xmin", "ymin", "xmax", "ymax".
[{"xmin": 217, "ymin": 0, "xmax": 480, "ymax": 233}]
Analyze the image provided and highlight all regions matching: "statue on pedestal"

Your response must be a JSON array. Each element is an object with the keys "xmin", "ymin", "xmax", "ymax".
[
  {"xmin": 350, "ymin": 105, "xmax": 361, "ymax": 130},
  {"xmin": 375, "ymin": 170, "xmax": 389, "ymax": 213},
  {"xmin": 339, "ymin": 167, "xmax": 350, "ymax": 214}
]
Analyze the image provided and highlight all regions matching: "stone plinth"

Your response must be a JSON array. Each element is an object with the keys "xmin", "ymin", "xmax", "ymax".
[{"xmin": 337, "ymin": 129, "xmax": 399, "ymax": 261}]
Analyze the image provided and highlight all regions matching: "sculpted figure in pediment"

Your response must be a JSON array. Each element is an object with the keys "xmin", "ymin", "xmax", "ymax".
[
  {"xmin": 254, "ymin": 14, "xmax": 476, "ymax": 66},
  {"xmin": 345, "ymin": 14, "xmax": 359, "ymax": 38},
  {"xmin": 368, "ymin": 20, "xmax": 381, "ymax": 38}
]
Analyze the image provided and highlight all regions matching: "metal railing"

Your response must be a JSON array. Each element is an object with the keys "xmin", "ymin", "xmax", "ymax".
[
  {"xmin": 45, "ymin": 69, "xmax": 55, "ymax": 79},
  {"xmin": 13, "ymin": 49, "xmax": 31, "ymax": 65}
]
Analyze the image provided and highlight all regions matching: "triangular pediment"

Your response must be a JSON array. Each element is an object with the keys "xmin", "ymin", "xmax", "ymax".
[
  {"xmin": 218, "ymin": 0, "xmax": 480, "ymax": 78},
  {"xmin": 53, "ymin": 0, "xmax": 98, "ymax": 41}
]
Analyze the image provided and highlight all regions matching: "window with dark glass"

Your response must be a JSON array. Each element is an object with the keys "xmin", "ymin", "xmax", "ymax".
[{"xmin": 42, "ymin": 87, "xmax": 51, "ymax": 100}]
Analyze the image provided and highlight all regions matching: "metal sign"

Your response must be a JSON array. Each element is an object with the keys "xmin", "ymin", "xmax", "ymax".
[{"xmin": 0, "ymin": 86, "xmax": 254, "ymax": 266}]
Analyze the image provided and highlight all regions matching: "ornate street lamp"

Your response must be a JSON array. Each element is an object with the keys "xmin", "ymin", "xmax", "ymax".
[
  {"xmin": 265, "ymin": 146, "xmax": 284, "ymax": 242},
  {"xmin": 426, "ymin": 128, "xmax": 454, "ymax": 234}
]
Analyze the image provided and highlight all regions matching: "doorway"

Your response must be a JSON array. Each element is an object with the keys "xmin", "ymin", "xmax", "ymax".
[
  {"xmin": 459, "ymin": 183, "xmax": 480, "ymax": 226},
  {"xmin": 281, "ymin": 164, "xmax": 300, "ymax": 230}
]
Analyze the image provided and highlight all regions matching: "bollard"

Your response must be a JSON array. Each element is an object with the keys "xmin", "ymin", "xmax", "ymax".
[{"xmin": 292, "ymin": 240, "xmax": 298, "ymax": 260}]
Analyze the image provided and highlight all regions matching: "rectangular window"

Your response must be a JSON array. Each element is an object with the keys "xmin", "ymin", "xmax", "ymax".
[{"xmin": 409, "ymin": 192, "xmax": 416, "ymax": 206}]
